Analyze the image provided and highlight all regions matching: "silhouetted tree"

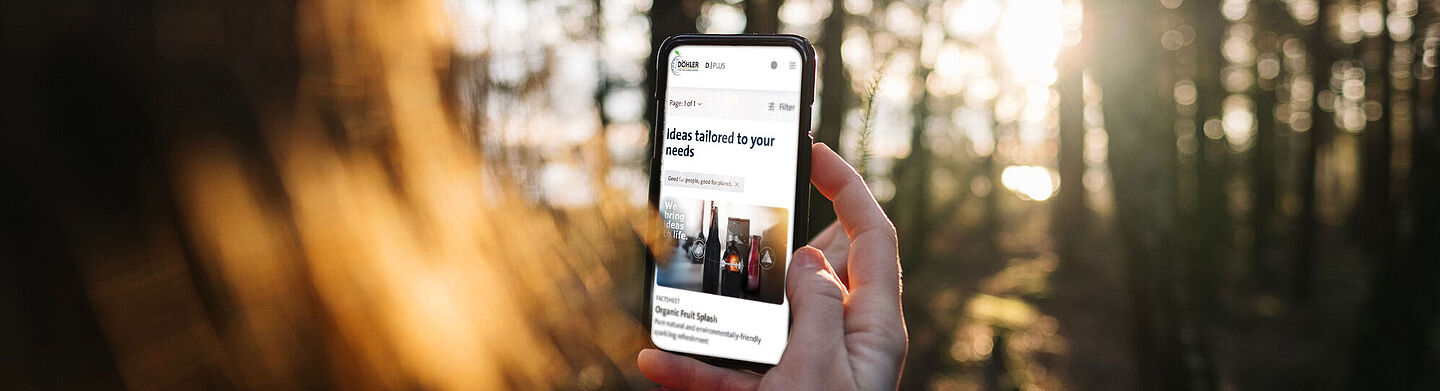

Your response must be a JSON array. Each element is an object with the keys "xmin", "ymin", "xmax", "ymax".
[
  {"xmin": 893, "ymin": 68, "xmax": 941, "ymax": 390},
  {"xmin": 1358, "ymin": 0, "xmax": 1395, "ymax": 254},
  {"xmin": 645, "ymin": 0, "xmax": 701, "ymax": 165},
  {"xmin": 743, "ymin": 0, "xmax": 784, "ymax": 34},
  {"xmin": 1349, "ymin": 8, "xmax": 1440, "ymax": 389},
  {"xmin": 810, "ymin": 0, "xmax": 849, "ymax": 233},
  {"xmin": 1185, "ymin": 0, "xmax": 1230, "ymax": 322},
  {"xmin": 1249, "ymin": 0, "xmax": 1282, "ymax": 288},
  {"xmin": 1093, "ymin": 0, "xmax": 1214, "ymax": 389},
  {"xmin": 1054, "ymin": 25, "xmax": 1087, "ymax": 269},
  {"xmin": 1295, "ymin": 0, "xmax": 1334, "ymax": 302}
]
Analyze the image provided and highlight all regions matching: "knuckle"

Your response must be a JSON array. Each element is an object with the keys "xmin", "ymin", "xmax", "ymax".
[
  {"xmin": 788, "ymin": 269, "xmax": 846, "ymax": 303},
  {"xmin": 838, "ymin": 174, "xmax": 868, "ymax": 197},
  {"xmin": 807, "ymin": 273, "xmax": 847, "ymax": 301}
]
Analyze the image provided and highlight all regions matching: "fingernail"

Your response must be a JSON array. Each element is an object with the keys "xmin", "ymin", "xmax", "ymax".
[{"xmin": 794, "ymin": 246, "xmax": 823, "ymax": 270}]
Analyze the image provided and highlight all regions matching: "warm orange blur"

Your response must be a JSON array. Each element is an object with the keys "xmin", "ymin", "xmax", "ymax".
[{"xmin": 78, "ymin": 0, "xmax": 669, "ymax": 389}]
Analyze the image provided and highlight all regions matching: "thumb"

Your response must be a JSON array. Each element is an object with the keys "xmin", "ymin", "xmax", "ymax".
[{"xmin": 783, "ymin": 246, "xmax": 848, "ymax": 354}]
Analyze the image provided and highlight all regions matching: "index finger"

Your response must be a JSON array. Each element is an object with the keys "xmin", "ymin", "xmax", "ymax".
[
  {"xmin": 810, "ymin": 143, "xmax": 896, "ymax": 242},
  {"xmin": 809, "ymin": 143, "xmax": 899, "ymax": 302}
]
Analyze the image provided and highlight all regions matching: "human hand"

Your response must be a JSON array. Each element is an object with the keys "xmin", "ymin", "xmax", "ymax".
[{"xmin": 638, "ymin": 143, "xmax": 907, "ymax": 390}]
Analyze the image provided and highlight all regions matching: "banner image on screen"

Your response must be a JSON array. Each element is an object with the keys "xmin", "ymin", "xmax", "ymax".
[
  {"xmin": 649, "ymin": 44, "xmax": 803, "ymax": 365},
  {"xmin": 656, "ymin": 197, "xmax": 788, "ymax": 304}
]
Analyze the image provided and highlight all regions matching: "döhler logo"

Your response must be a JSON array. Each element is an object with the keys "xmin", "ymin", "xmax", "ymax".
[{"xmin": 670, "ymin": 50, "xmax": 699, "ymax": 75}]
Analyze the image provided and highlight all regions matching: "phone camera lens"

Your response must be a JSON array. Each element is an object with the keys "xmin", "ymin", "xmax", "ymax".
[{"xmin": 770, "ymin": 61, "xmax": 777, "ymax": 69}]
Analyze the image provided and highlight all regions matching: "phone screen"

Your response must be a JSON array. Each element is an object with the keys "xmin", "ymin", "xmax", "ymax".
[{"xmin": 649, "ymin": 43, "xmax": 807, "ymax": 365}]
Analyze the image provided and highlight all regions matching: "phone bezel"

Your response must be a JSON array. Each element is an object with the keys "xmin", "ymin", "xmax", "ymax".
[{"xmin": 643, "ymin": 33, "xmax": 816, "ymax": 373}]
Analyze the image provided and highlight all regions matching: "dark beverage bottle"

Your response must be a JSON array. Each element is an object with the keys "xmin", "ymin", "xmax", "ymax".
[
  {"xmin": 746, "ymin": 235, "xmax": 761, "ymax": 293},
  {"xmin": 720, "ymin": 234, "xmax": 745, "ymax": 297},
  {"xmin": 702, "ymin": 202, "xmax": 721, "ymax": 294},
  {"xmin": 690, "ymin": 201, "xmax": 705, "ymax": 264}
]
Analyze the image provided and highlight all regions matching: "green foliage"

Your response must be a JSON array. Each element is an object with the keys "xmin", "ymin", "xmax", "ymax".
[{"xmin": 855, "ymin": 62, "xmax": 885, "ymax": 180}]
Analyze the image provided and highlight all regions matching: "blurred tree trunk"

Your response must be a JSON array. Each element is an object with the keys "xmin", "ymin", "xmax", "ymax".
[
  {"xmin": 594, "ymin": 0, "xmax": 612, "ymax": 131},
  {"xmin": 980, "ymin": 144, "xmax": 1001, "ymax": 251},
  {"xmin": 1295, "ymin": 0, "xmax": 1333, "ymax": 302},
  {"xmin": 1251, "ymin": 86, "xmax": 1278, "ymax": 286},
  {"xmin": 895, "ymin": 71, "xmax": 932, "ymax": 287},
  {"xmin": 1187, "ymin": 0, "xmax": 1228, "ymax": 319},
  {"xmin": 1350, "ymin": 10, "xmax": 1440, "ymax": 388},
  {"xmin": 1405, "ymin": 47, "xmax": 1440, "ymax": 388},
  {"xmin": 644, "ymin": 0, "xmax": 700, "ymax": 166},
  {"xmin": 1350, "ymin": 43, "xmax": 1440, "ymax": 389},
  {"xmin": 1092, "ymin": 0, "xmax": 1213, "ymax": 389},
  {"xmin": 810, "ymin": 0, "xmax": 848, "ymax": 235},
  {"xmin": 1250, "ymin": 0, "xmax": 1280, "ymax": 288},
  {"xmin": 743, "ymin": 0, "xmax": 784, "ymax": 34},
  {"xmin": 1054, "ymin": 26, "xmax": 1087, "ymax": 268},
  {"xmin": 894, "ymin": 70, "xmax": 940, "ymax": 390},
  {"xmin": 451, "ymin": 54, "xmax": 490, "ymax": 149},
  {"xmin": 1358, "ymin": 0, "xmax": 1394, "ymax": 256}
]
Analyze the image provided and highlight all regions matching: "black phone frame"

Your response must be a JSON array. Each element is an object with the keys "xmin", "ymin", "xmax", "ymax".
[{"xmin": 643, "ymin": 33, "xmax": 816, "ymax": 373}]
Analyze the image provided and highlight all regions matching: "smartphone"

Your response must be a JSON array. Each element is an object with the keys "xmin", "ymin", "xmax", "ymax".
[{"xmin": 644, "ymin": 34, "xmax": 815, "ymax": 371}]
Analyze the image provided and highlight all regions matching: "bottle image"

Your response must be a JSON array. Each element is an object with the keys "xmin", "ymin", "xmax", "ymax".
[
  {"xmin": 690, "ymin": 201, "xmax": 705, "ymax": 264},
  {"xmin": 746, "ymin": 235, "xmax": 761, "ymax": 293},
  {"xmin": 702, "ymin": 202, "xmax": 721, "ymax": 294},
  {"xmin": 720, "ymin": 218, "xmax": 750, "ymax": 298},
  {"xmin": 720, "ymin": 234, "xmax": 745, "ymax": 297}
]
